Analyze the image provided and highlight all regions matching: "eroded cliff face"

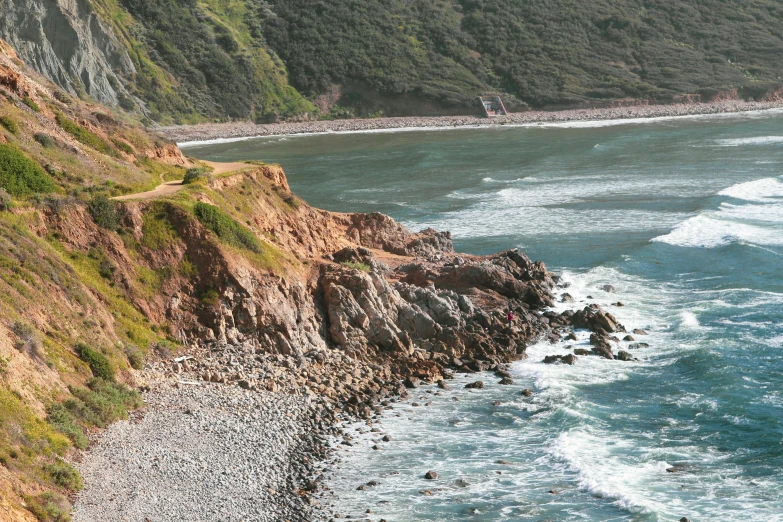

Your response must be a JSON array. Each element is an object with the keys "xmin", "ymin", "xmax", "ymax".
[
  {"xmin": 0, "ymin": 0, "xmax": 136, "ymax": 106},
  {"xmin": 38, "ymin": 161, "xmax": 573, "ymax": 425}
]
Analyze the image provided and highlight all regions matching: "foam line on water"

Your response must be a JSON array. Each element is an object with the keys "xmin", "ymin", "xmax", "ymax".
[{"xmin": 652, "ymin": 177, "xmax": 783, "ymax": 248}]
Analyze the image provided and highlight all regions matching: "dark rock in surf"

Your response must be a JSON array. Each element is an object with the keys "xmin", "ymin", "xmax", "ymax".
[
  {"xmin": 465, "ymin": 381, "xmax": 484, "ymax": 389},
  {"xmin": 424, "ymin": 470, "xmax": 438, "ymax": 480}
]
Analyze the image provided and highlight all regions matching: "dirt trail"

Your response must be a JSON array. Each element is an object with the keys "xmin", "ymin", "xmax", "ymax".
[{"xmin": 113, "ymin": 161, "xmax": 250, "ymax": 201}]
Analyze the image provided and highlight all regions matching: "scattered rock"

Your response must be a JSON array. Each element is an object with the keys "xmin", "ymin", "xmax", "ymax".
[
  {"xmin": 437, "ymin": 380, "xmax": 451, "ymax": 391},
  {"xmin": 602, "ymin": 284, "xmax": 615, "ymax": 293},
  {"xmin": 633, "ymin": 329, "xmax": 648, "ymax": 335},
  {"xmin": 616, "ymin": 350, "xmax": 633, "ymax": 361},
  {"xmin": 499, "ymin": 377, "xmax": 514, "ymax": 385},
  {"xmin": 521, "ymin": 389, "xmax": 533, "ymax": 397},
  {"xmin": 424, "ymin": 470, "xmax": 439, "ymax": 480},
  {"xmin": 465, "ymin": 381, "xmax": 484, "ymax": 389}
]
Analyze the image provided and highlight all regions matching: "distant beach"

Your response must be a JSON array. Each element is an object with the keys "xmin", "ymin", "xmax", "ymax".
[{"xmin": 161, "ymin": 99, "xmax": 783, "ymax": 146}]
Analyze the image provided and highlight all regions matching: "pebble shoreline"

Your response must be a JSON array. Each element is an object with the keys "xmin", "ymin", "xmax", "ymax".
[
  {"xmin": 160, "ymin": 100, "xmax": 783, "ymax": 144},
  {"xmin": 72, "ymin": 377, "xmax": 335, "ymax": 522}
]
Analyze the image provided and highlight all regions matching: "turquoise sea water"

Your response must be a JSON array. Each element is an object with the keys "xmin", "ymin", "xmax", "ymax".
[{"xmin": 183, "ymin": 111, "xmax": 783, "ymax": 521}]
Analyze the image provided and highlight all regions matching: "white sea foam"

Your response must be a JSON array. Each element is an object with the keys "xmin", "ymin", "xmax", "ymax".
[
  {"xmin": 652, "ymin": 177, "xmax": 783, "ymax": 248},
  {"xmin": 679, "ymin": 311, "xmax": 701, "ymax": 328},
  {"xmin": 715, "ymin": 136, "xmax": 783, "ymax": 147},
  {"xmin": 718, "ymin": 177, "xmax": 783, "ymax": 202}
]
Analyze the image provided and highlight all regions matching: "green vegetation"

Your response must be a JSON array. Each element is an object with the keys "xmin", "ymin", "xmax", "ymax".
[
  {"xmin": 107, "ymin": 0, "xmax": 314, "ymax": 122},
  {"xmin": 141, "ymin": 203, "xmax": 177, "ymax": 250},
  {"xmin": 123, "ymin": 343, "xmax": 144, "ymax": 370},
  {"xmin": 0, "ymin": 115, "xmax": 19, "ymax": 135},
  {"xmin": 48, "ymin": 378, "xmax": 142, "ymax": 453},
  {"xmin": 34, "ymin": 133, "xmax": 58, "ymax": 149},
  {"xmin": 110, "ymin": 138, "xmax": 134, "ymax": 155},
  {"xmin": 341, "ymin": 261, "xmax": 372, "ymax": 272},
  {"xmin": 55, "ymin": 113, "xmax": 117, "ymax": 157},
  {"xmin": 260, "ymin": 0, "xmax": 783, "ymax": 112},
  {"xmin": 22, "ymin": 96, "xmax": 41, "ymax": 113},
  {"xmin": 183, "ymin": 167, "xmax": 208, "ymax": 185},
  {"xmin": 75, "ymin": 343, "xmax": 115, "ymax": 381},
  {"xmin": 0, "ymin": 143, "xmax": 58, "ymax": 196},
  {"xmin": 0, "ymin": 188, "xmax": 11, "ymax": 211},
  {"xmin": 63, "ymin": 378, "xmax": 142, "ymax": 428},
  {"xmin": 45, "ymin": 460, "xmax": 83, "ymax": 491},
  {"xmin": 24, "ymin": 491, "xmax": 71, "ymax": 522},
  {"xmin": 193, "ymin": 202, "xmax": 261, "ymax": 253},
  {"xmin": 87, "ymin": 195, "xmax": 120, "ymax": 230}
]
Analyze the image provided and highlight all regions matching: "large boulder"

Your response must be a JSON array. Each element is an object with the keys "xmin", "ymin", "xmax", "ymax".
[{"xmin": 571, "ymin": 305, "xmax": 622, "ymax": 333}]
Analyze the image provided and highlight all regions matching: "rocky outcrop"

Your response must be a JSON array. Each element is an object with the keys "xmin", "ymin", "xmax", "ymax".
[
  {"xmin": 347, "ymin": 213, "xmax": 453, "ymax": 257},
  {"xmin": 0, "ymin": 0, "xmax": 137, "ymax": 107}
]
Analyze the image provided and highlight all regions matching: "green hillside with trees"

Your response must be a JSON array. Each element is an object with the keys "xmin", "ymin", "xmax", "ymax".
[
  {"xmin": 29, "ymin": 0, "xmax": 783, "ymax": 121},
  {"xmin": 261, "ymin": 0, "xmax": 783, "ymax": 116}
]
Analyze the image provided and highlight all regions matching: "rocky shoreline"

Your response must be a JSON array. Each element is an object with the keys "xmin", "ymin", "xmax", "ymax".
[
  {"xmin": 160, "ymin": 100, "xmax": 783, "ymax": 144},
  {"xmin": 73, "ymin": 237, "xmax": 642, "ymax": 521}
]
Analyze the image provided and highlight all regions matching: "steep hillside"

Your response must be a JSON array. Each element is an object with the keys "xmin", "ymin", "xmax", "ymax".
[
  {"xmin": 3, "ymin": 0, "xmax": 783, "ymax": 121},
  {"xmin": 0, "ymin": 38, "xmax": 571, "ymax": 520}
]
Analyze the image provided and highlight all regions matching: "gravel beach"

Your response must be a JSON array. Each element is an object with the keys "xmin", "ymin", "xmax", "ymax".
[
  {"xmin": 161, "ymin": 100, "xmax": 783, "ymax": 144},
  {"xmin": 72, "ymin": 379, "xmax": 332, "ymax": 522}
]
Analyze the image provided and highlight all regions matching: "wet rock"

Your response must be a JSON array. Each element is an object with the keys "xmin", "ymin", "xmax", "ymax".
[
  {"xmin": 591, "ymin": 345, "xmax": 614, "ymax": 360},
  {"xmin": 602, "ymin": 284, "xmax": 615, "ymax": 293},
  {"xmin": 455, "ymin": 479, "xmax": 469, "ymax": 487},
  {"xmin": 499, "ymin": 377, "xmax": 514, "ymax": 385},
  {"xmin": 465, "ymin": 381, "xmax": 484, "ymax": 389},
  {"xmin": 616, "ymin": 350, "xmax": 633, "ymax": 361},
  {"xmin": 382, "ymin": 434, "xmax": 392, "ymax": 442},
  {"xmin": 424, "ymin": 470, "xmax": 438, "ymax": 480},
  {"xmin": 404, "ymin": 376, "xmax": 421, "ymax": 388},
  {"xmin": 623, "ymin": 335, "xmax": 635, "ymax": 342},
  {"xmin": 437, "ymin": 380, "xmax": 451, "ymax": 391},
  {"xmin": 543, "ymin": 354, "xmax": 577, "ymax": 365},
  {"xmin": 633, "ymin": 329, "xmax": 648, "ymax": 335},
  {"xmin": 573, "ymin": 348, "xmax": 591, "ymax": 356},
  {"xmin": 571, "ymin": 305, "xmax": 621, "ymax": 333},
  {"xmin": 628, "ymin": 342, "xmax": 650, "ymax": 349},
  {"xmin": 521, "ymin": 389, "xmax": 533, "ymax": 397},
  {"xmin": 560, "ymin": 293, "xmax": 574, "ymax": 303},
  {"xmin": 565, "ymin": 332, "xmax": 578, "ymax": 341}
]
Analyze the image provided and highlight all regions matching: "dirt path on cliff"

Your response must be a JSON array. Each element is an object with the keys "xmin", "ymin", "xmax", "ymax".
[{"xmin": 113, "ymin": 161, "xmax": 250, "ymax": 201}]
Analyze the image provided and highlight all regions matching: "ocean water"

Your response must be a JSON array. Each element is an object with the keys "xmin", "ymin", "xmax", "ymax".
[{"xmin": 183, "ymin": 110, "xmax": 783, "ymax": 521}]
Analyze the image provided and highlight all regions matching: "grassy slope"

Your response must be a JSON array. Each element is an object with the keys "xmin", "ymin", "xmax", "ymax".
[
  {"xmin": 0, "ymin": 55, "xmax": 182, "ymax": 521},
  {"xmin": 0, "ymin": 50, "xmax": 312, "ymax": 520}
]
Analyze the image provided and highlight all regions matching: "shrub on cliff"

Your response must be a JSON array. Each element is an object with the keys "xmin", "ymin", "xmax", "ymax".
[
  {"xmin": 34, "ymin": 133, "xmax": 57, "ymax": 149},
  {"xmin": 66, "ymin": 379, "xmax": 143, "ymax": 428},
  {"xmin": 0, "ymin": 144, "xmax": 58, "ymax": 196},
  {"xmin": 22, "ymin": 96, "xmax": 40, "ymax": 113},
  {"xmin": 44, "ymin": 460, "xmax": 83, "ymax": 491},
  {"xmin": 87, "ymin": 195, "xmax": 119, "ymax": 230},
  {"xmin": 24, "ymin": 491, "xmax": 71, "ymax": 522},
  {"xmin": 0, "ymin": 188, "xmax": 11, "ymax": 211},
  {"xmin": 182, "ymin": 167, "xmax": 208, "ymax": 185},
  {"xmin": 0, "ymin": 115, "xmax": 18, "ymax": 135},
  {"xmin": 193, "ymin": 202, "xmax": 262, "ymax": 253},
  {"xmin": 75, "ymin": 343, "xmax": 115, "ymax": 381}
]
